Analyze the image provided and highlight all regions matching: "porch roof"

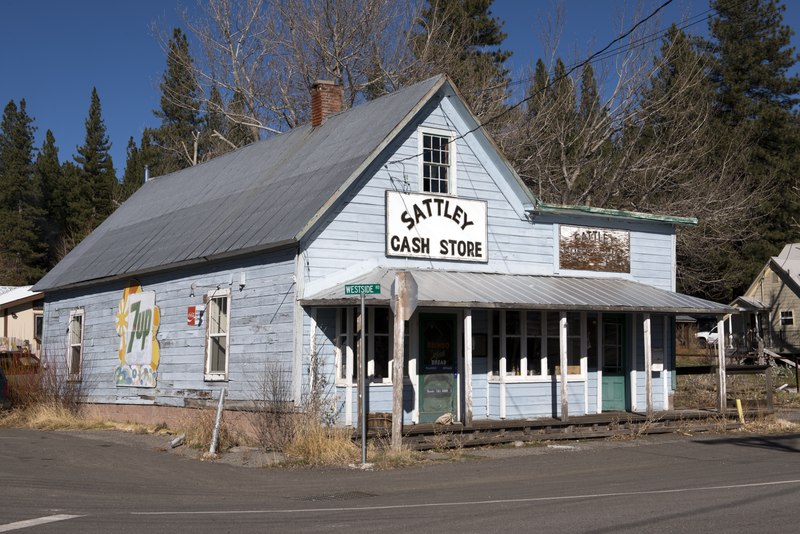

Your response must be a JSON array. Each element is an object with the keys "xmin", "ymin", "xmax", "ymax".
[{"xmin": 301, "ymin": 268, "xmax": 735, "ymax": 314}]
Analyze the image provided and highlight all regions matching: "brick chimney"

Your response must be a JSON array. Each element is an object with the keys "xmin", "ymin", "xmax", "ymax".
[{"xmin": 311, "ymin": 80, "xmax": 343, "ymax": 127}]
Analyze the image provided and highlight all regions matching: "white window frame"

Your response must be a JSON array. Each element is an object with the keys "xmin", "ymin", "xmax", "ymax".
[
  {"xmin": 335, "ymin": 306, "xmax": 404, "ymax": 386},
  {"xmin": 417, "ymin": 126, "xmax": 457, "ymax": 196},
  {"xmin": 780, "ymin": 310, "xmax": 794, "ymax": 326},
  {"xmin": 67, "ymin": 308, "xmax": 84, "ymax": 380},
  {"xmin": 488, "ymin": 310, "xmax": 587, "ymax": 383},
  {"xmin": 204, "ymin": 288, "xmax": 231, "ymax": 381}
]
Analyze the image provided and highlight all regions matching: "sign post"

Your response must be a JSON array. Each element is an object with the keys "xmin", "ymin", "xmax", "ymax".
[
  {"xmin": 390, "ymin": 272, "xmax": 418, "ymax": 451},
  {"xmin": 344, "ymin": 283, "xmax": 381, "ymax": 465}
]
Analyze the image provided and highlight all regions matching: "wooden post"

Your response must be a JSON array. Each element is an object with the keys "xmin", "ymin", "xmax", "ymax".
[
  {"xmin": 765, "ymin": 365, "xmax": 773, "ymax": 412},
  {"xmin": 464, "ymin": 309, "xmax": 473, "ymax": 427},
  {"xmin": 795, "ymin": 355, "xmax": 799, "ymax": 395},
  {"xmin": 391, "ymin": 272, "xmax": 417, "ymax": 452},
  {"xmin": 717, "ymin": 315, "xmax": 727, "ymax": 414},
  {"xmin": 560, "ymin": 311, "xmax": 569, "ymax": 421},
  {"xmin": 644, "ymin": 313, "xmax": 653, "ymax": 415}
]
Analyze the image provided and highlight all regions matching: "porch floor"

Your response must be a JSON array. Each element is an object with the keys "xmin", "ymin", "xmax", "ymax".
[{"xmin": 367, "ymin": 409, "xmax": 767, "ymax": 450}]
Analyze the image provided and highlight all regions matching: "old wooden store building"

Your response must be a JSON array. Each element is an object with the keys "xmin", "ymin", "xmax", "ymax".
[{"xmin": 34, "ymin": 76, "xmax": 731, "ymax": 428}]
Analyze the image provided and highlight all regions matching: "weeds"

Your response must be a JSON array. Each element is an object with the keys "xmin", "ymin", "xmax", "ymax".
[{"xmin": 178, "ymin": 406, "xmax": 240, "ymax": 451}]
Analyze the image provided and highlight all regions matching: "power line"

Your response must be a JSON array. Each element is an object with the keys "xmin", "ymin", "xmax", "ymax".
[{"xmin": 386, "ymin": 0, "xmax": 678, "ymax": 168}]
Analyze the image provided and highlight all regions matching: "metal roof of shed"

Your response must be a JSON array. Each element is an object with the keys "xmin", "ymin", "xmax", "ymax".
[
  {"xmin": 34, "ymin": 76, "xmax": 447, "ymax": 292},
  {"xmin": 301, "ymin": 268, "xmax": 734, "ymax": 314}
]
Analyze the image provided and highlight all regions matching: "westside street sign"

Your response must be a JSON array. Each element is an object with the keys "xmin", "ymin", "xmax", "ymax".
[{"xmin": 344, "ymin": 284, "xmax": 381, "ymax": 295}]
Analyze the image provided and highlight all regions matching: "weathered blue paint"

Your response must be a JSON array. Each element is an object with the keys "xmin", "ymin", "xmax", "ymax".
[{"xmin": 41, "ymin": 250, "xmax": 297, "ymax": 406}]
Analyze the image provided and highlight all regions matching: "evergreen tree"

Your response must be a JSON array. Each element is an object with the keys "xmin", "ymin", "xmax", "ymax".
[
  {"xmin": 36, "ymin": 129, "xmax": 66, "ymax": 267},
  {"xmin": 119, "ymin": 137, "xmax": 143, "ymax": 202},
  {"xmin": 410, "ymin": 0, "xmax": 511, "ymax": 120},
  {"xmin": 200, "ymin": 85, "xmax": 235, "ymax": 160},
  {"xmin": 0, "ymin": 99, "xmax": 45, "ymax": 284},
  {"xmin": 707, "ymin": 0, "xmax": 800, "ymax": 294},
  {"xmin": 74, "ymin": 87, "xmax": 117, "ymax": 231},
  {"xmin": 526, "ymin": 59, "xmax": 550, "ymax": 117},
  {"xmin": 153, "ymin": 27, "xmax": 202, "ymax": 174},
  {"xmin": 226, "ymin": 91, "xmax": 253, "ymax": 150}
]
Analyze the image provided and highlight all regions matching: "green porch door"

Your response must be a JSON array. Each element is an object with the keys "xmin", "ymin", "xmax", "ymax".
[
  {"xmin": 602, "ymin": 316, "xmax": 628, "ymax": 411},
  {"xmin": 419, "ymin": 313, "xmax": 458, "ymax": 424}
]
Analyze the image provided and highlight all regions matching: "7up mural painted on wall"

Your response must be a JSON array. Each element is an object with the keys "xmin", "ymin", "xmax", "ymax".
[{"xmin": 114, "ymin": 281, "xmax": 161, "ymax": 387}]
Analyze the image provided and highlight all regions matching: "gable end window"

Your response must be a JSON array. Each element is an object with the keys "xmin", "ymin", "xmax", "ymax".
[
  {"xmin": 419, "ymin": 128, "xmax": 456, "ymax": 195},
  {"xmin": 780, "ymin": 310, "xmax": 793, "ymax": 326},
  {"xmin": 205, "ymin": 289, "xmax": 231, "ymax": 380},
  {"xmin": 67, "ymin": 309, "xmax": 84, "ymax": 379}
]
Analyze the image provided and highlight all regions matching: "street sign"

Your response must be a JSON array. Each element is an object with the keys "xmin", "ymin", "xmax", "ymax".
[{"xmin": 345, "ymin": 284, "xmax": 381, "ymax": 295}]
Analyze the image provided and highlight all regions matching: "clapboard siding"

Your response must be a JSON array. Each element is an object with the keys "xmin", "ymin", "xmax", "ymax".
[
  {"xmin": 303, "ymin": 93, "xmax": 677, "ymax": 295},
  {"xmin": 41, "ymin": 250, "xmax": 297, "ymax": 406}
]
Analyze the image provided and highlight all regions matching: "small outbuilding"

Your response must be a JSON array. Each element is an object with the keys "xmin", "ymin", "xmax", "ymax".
[{"xmin": 34, "ymin": 75, "xmax": 731, "ymax": 428}]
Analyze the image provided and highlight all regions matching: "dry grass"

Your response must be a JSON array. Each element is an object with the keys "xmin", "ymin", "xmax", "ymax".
[
  {"xmin": 738, "ymin": 415, "xmax": 800, "ymax": 434},
  {"xmin": 177, "ymin": 407, "xmax": 242, "ymax": 451},
  {"xmin": 0, "ymin": 402, "xmax": 168, "ymax": 435},
  {"xmin": 371, "ymin": 444, "xmax": 422, "ymax": 468},
  {"xmin": 284, "ymin": 417, "xmax": 360, "ymax": 466}
]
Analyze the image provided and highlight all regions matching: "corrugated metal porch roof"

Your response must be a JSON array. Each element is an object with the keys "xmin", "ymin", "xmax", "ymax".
[{"xmin": 301, "ymin": 268, "xmax": 734, "ymax": 314}]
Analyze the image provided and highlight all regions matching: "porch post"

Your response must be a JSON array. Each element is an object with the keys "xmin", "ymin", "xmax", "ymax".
[
  {"xmin": 717, "ymin": 314, "xmax": 727, "ymax": 413},
  {"xmin": 643, "ymin": 313, "xmax": 653, "ymax": 415},
  {"xmin": 499, "ymin": 311, "xmax": 507, "ymax": 419},
  {"xmin": 309, "ymin": 309, "xmax": 317, "ymax": 393},
  {"xmin": 560, "ymin": 311, "xmax": 569, "ymax": 421},
  {"xmin": 464, "ymin": 309, "xmax": 473, "ymax": 426}
]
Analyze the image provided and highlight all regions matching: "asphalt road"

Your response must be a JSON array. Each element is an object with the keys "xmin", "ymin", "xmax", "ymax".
[{"xmin": 1, "ymin": 429, "xmax": 798, "ymax": 533}]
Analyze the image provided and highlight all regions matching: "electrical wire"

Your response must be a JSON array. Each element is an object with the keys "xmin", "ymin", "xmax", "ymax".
[{"xmin": 386, "ymin": 0, "xmax": 689, "ymax": 168}]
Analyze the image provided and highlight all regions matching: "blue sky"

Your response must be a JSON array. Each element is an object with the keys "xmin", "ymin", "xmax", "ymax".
[{"xmin": 1, "ymin": 0, "xmax": 799, "ymax": 176}]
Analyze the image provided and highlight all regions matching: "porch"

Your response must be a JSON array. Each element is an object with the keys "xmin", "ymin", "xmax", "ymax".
[{"xmin": 367, "ymin": 409, "xmax": 753, "ymax": 451}]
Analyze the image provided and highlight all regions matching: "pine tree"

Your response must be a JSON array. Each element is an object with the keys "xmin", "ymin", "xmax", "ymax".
[
  {"xmin": 153, "ymin": 27, "xmax": 201, "ymax": 175},
  {"xmin": 411, "ymin": 0, "xmax": 511, "ymax": 120},
  {"xmin": 119, "ymin": 137, "xmax": 143, "ymax": 202},
  {"xmin": 200, "ymin": 85, "xmax": 235, "ymax": 161},
  {"xmin": 36, "ymin": 129, "xmax": 66, "ymax": 267},
  {"xmin": 0, "ymin": 99, "xmax": 46, "ymax": 284},
  {"xmin": 708, "ymin": 0, "xmax": 800, "ymax": 294},
  {"xmin": 74, "ymin": 87, "xmax": 117, "ymax": 231}
]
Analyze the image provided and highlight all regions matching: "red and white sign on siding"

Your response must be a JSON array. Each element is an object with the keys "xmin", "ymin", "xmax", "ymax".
[{"xmin": 385, "ymin": 191, "xmax": 488, "ymax": 263}]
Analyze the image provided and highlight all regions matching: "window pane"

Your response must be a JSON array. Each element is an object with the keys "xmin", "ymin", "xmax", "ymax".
[
  {"xmin": 506, "ymin": 337, "xmax": 521, "ymax": 375},
  {"xmin": 210, "ymin": 336, "xmax": 226, "ymax": 373},
  {"xmin": 70, "ymin": 315, "xmax": 82, "ymax": 345},
  {"xmin": 374, "ymin": 308, "xmax": 389, "ymax": 333},
  {"xmin": 70, "ymin": 347, "xmax": 81, "ymax": 374},
  {"xmin": 546, "ymin": 312, "xmax": 559, "ymax": 337},
  {"xmin": 374, "ymin": 335, "xmax": 389, "ymax": 379},
  {"xmin": 526, "ymin": 338, "xmax": 541, "ymax": 375},
  {"xmin": 209, "ymin": 297, "xmax": 227, "ymax": 335},
  {"xmin": 526, "ymin": 312, "xmax": 541, "ymax": 335},
  {"xmin": 587, "ymin": 315, "xmax": 598, "ymax": 370},
  {"xmin": 506, "ymin": 311, "xmax": 520, "ymax": 335},
  {"xmin": 491, "ymin": 336, "xmax": 499, "ymax": 375}
]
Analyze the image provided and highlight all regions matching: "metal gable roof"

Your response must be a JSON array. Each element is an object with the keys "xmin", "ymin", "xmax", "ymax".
[
  {"xmin": 34, "ymin": 76, "xmax": 446, "ymax": 292},
  {"xmin": 301, "ymin": 268, "xmax": 735, "ymax": 314}
]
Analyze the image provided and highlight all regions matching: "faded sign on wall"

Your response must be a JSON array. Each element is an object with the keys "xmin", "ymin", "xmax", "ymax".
[
  {"xmin": 385, "ymin": 191, "xmax": 488, "ymax": 263},
  {"xmin": 114, "ymin": 281, "xmax": 161, "ymax": 387},
  {"xmin": 559, "ymin": 225, "xmax": 630, "ymax": 273}
]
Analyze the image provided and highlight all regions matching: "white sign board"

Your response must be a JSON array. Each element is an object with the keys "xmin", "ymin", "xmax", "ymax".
[{"xmin": 385, "ymin": 191, "xmax": 488, "ymax": 263}]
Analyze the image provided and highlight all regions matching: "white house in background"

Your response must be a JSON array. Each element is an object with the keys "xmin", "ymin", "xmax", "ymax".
[
  {"xmin": 0, "ymin": 286, "xmax": 44, "ymax": 356},
  {"xmin": 33, "ymin": 75, "xmax": 732, "ymax": 427}
]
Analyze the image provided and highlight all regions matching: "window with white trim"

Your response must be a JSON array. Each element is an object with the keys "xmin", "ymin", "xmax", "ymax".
[
  {"xmin": 335, "ymin": 307, "xmax": 406, "ymax": 384},
  {"xmin": 419, "ymin": 129, "xmax": 456, "ymax": 194},
  {"xmin": 780, "ymin": 310, "xmax": 794, "ymax": 326},
  {"xmin": 205, "ymin": 289, "xmax": 230, "ymax": 380},
  {"xmin": 67, "ymin": 309, "xmax": 84, "ymax": 378},
  {"xmin": 487, "ymin": 310, "xmax": 586, "ymax": 379}
]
